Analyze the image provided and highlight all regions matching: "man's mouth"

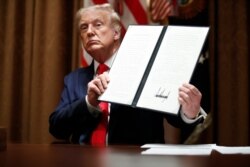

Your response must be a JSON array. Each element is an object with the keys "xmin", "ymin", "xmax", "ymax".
[{"xmin": 87, "ymin": 40, "xmax": 99, "ymax": 47}]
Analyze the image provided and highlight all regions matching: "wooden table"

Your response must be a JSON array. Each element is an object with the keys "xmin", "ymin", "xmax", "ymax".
[{"xmin": 0, "ymin": 143, "xmax": 249, "ymax": 167}]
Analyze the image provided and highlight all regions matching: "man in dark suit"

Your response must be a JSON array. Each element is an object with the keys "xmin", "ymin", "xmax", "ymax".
[{"xmin": 49, "ymin": 3, "xmax": 207, "ymax": 145}]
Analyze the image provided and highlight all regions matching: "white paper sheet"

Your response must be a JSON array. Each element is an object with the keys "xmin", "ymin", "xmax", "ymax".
[
  {"xmin": 213, "ymin": 146, "xmax": 250, "ymax": 154},
  {"xmin": 137, "ymin": 26, "xmax": 209, "ymax": 114},
  {"xmin": 141, "ymin": 148, "xmax": 213, "ymax": 155},
  {"xmin": 141, "ymin": 143, "xmax": 216, "ymax": 148},
  {"xmin": 99, "ymin": 25, "xmax": 163, "ymax": 105},
  {"xmin": 99, "ymin": 25, "xmax": 209, "ymax": 115},
  {"xmin": 141, "ymin": 144, "xmax": 250, "ymax": 155}
]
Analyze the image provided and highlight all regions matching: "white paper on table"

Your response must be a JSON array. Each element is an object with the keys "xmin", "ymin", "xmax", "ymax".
[
  {"xmin": 141, "ymin": 143, "xmax": 216, "ymax": 149},
  {"xmin": 141, "ymin": 144, "xmax": 250, "ymax": 155},
  {"xmin": 141, "ymin": 144, "xmax": 215, "ymax": 155},
  {"xmin": 213, "ymin": 145, "xmax": 250, "ymax": 154}
]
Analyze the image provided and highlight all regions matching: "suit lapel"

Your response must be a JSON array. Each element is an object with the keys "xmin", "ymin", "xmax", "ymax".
[{"xmin": 78, "ymin": 62, "xmax": 95, "ymax": 97}]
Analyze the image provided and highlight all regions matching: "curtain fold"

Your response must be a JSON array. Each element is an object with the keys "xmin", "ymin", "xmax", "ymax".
[
  {"xmin": 0, "ymin": 0, "xmax": 82, "ymax": 143},
  {"xmin": 209, "ymin": 0, "xmax": 250, "ymax": 145}
]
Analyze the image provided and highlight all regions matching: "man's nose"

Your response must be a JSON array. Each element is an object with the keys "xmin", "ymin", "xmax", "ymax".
[{"xmin": 87, "ymin": 25, "xmax": 95, "ymax": 36}]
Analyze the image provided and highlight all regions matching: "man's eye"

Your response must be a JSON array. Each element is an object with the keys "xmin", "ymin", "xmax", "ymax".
[
  {"xmin": 80, "ymin": 25, "xmax": 87, "ymax": 31},
  {"xmin": 95, "ymin": 23, "xmax": 102, "ymax": 27}
]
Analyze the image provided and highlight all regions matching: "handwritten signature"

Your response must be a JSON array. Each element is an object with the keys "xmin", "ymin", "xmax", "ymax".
[{"xmin": 155, "ymin": 87, "xmax": 170, "ymax": 102}]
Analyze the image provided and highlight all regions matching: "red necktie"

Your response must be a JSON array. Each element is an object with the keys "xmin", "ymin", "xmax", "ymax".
[{"xmin": 91, "ymin": 63, "xmax": 109, "ymax": 146}]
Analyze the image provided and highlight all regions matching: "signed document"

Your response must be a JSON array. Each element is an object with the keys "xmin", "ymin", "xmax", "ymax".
[{"xmin": 99, "ymin": 25, "xmax": 209, "ymax": 115}]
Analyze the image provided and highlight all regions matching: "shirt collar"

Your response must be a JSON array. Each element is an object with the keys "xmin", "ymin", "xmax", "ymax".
[{"xmin": 94, "ymin": 52, "xmax": 117, "ymax": 74}]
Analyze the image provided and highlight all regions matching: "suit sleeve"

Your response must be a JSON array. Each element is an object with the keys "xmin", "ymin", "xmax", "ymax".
[
  {"xmin": 164, "ymin": 107, "xmax": 205, "ymax": 128},
  {"xmin": 49, "ymin": 71, "xmax": 100, "ymax": 143}
]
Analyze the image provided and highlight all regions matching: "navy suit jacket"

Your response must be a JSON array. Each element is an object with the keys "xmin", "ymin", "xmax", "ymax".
[{"xmin": 49, "ymin": 63, "xmax": 198, "ymax": 145}]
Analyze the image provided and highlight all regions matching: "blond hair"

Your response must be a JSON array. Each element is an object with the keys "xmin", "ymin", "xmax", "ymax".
[{"xmin": 76, "ymin": 3, "xmax": 121, "ymax": 36}]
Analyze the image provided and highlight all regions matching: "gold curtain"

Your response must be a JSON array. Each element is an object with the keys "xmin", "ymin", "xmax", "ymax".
[
  {"xmin": 209, "ymin": 0, "xmax": 250, "ymax": 145},
  {"xmin": 0, "ymin": 0, "xmax": 82, "ymax": 144}
]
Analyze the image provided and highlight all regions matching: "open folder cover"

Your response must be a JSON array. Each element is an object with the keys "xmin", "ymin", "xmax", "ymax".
[{"xmin": 98, "ymin": 25, "xmax": 209, "ymax": 115}]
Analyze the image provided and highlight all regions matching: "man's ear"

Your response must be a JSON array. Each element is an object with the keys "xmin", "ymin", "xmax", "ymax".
[{"xmin": 113, "ymin": 29, "xmax": 120, "ymax": 41}]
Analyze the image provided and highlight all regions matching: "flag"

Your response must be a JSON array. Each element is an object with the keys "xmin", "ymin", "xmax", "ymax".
[{"xmin": 81, "ymin": 0, "xmax": 178, "ymax": 67}]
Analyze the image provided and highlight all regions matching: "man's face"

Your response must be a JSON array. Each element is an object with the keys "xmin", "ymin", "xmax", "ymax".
[{"xmin": 79, "ymin": 10, "xmax": 118, "ymax": 55}]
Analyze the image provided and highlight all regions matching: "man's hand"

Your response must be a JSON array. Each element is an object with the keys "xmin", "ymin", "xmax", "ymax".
[
  {"xmin": 87, "ymin": 72, "xmax": 110, "ymax": 107},
  {"xmin": 178, "ymin": 83, "xmax": 202, "ymax": 119}
]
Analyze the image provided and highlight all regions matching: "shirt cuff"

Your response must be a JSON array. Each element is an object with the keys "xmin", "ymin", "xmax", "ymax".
[
  {"xmin": 180, "ymin": 107, "xmax": 207, "ymax": 124},
  {"xmin": 85, "ymin": 96, "xmax": 101, "ymax": 117}
]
